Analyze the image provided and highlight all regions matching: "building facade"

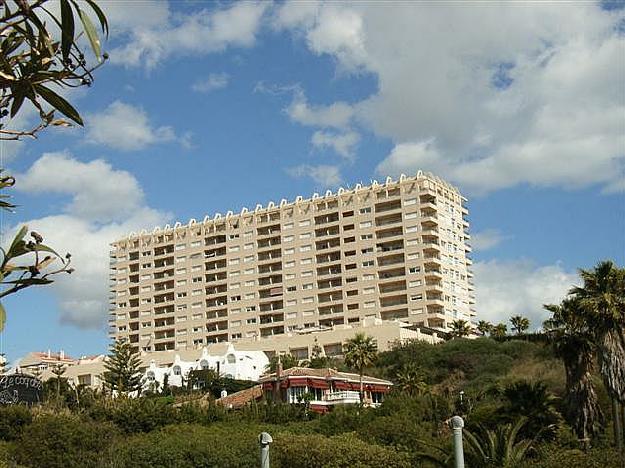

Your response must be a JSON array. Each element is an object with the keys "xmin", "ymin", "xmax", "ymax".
[{"xmin": 110, "ymin": 171, "xmax": 474, "ymax": 353}]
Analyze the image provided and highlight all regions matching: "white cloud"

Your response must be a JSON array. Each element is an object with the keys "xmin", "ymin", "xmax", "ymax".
[
  {"xmin": 85, "ymin": 101, "xmax": 182, "ymax": 151},
  {"xmin": 285, "ymin": 90, "xmax": 354, "ymax": 129},
  {"xmin": 286, "ymin": 164, "xmax": 342, "ymax": 188},
  {"xmin": 108, "ymin": 2, "xmax": 269, "ymax": 69},
  {"xmin": 279, "ymin": 2, "xmax": 625, "ymax": 194},
  {"xmin": 311, "ymin": 130, "xmax": 359, "ymax": 160},
  {"xmin": 192, "ymin": 73, "xmax": 230, "ymax": 93},
  {"xmin": 16, "ymin": 152, "xmax": 144, "ymax": 223},
  {"xmin": 473, "ymin": 259, "xmax": 578, "ymax": 330},
  {"xmin": 8, "ymin": 152, "xmax": 170, "ymax": 329},
  {"xmin": 470, "ymin": 229, "xmax": 510, "ymax": 251}
]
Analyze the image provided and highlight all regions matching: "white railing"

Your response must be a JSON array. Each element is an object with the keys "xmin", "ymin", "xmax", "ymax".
[{"xmin": 324, "ymin": 390, "xmax": 360, "ymax": 402}]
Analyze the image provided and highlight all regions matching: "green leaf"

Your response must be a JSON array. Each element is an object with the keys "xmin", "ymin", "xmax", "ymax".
[
  {"xmin": 0, "ymin": 302, "xmax": 5, "ymax": 332},
  {"xmin": 33, "ymin": 84, "xmax": 83, "ymax": 126},
  {"xmin": 84, "ymin": 0, "xmax": 109, "ymax": 36},
  {"xmin": 10, "ymin": 88, "xmax": 25, "ymax": 118},
  {"xmin": 33, "ymin": 243, "xmax": 62, "ymax": 258},
  {"xmin": 6, "ymin": 225, "xmax": 28, "ymax": 259},
  {"xmin": 59, "ymin": 0, "xmax": 75, "ymax": 61},
  {"xmin": 78, "ymin": 7, "xmax": 101, "ymax": 59}
]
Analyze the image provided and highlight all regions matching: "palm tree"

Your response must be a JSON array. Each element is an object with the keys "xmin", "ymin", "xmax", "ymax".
[
  {"xmin": 343, "ymin": 333, "xmax": 378, "ymax": 404},
  {"xmin": 544, "ymin": 298, "xmax": 604, "ymax": 446},
  {"xmin": 476, "ymin": 320, "xmax": 492, "ymax": 336},
  {"xmin": 463, "ymin": 418, "xmax": 534, "ymax": 467},
  {"xmin": 449, "ymin": 319, "xmax": 471, "ymax": 338},
  {"xmin": 570, "ymin": 261, "xmax": 625, "ymax": 451},
  {"xmin": 395, "ymin": 363, "xmax": 428, "ymax": 396},
  {"xmin": 510, "ymin": 315, "xmax": 530, "ymax": 335},
  {"xmin": 491, "ymin": 323, "xmax": 508, "ymax": 338}
]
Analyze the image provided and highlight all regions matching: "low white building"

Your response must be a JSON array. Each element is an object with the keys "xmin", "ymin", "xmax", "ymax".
[{"xmin": 144, "ymin": 343, "xmax": 269, "ymax": 389}]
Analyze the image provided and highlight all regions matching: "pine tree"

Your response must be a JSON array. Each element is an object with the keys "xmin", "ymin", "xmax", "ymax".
[{"xmin": 102, "ymin": 341, "xmax": 143, "ymax": 396}]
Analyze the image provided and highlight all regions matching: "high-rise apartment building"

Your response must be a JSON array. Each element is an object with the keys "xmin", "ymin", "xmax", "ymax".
[{"xmin": 109, "ymin": 171, "xmax": 475, "ymax": 352}]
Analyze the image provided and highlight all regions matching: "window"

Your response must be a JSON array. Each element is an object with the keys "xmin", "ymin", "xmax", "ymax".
[
  {"xmin": 409, "ymin": 280, "xmax": 422, "ymax": 287},
  {"xmin": 244, "ymin": 293, "xmax": 255, "ymax": 300},
  {"xmin": 283, "ymin": 222, "xmax": 294, "ymax": 230},
  {"xmin": 360, "ymin": 234, "xmax": 373, "ymax": 240},
  {"xmin": 346, "ymin": 290, "xmax": 358, "ymax": 296},
  {"xmin": 411, "ymin": 294, "xmax": 423, "ymax": 301},
  {"xmin": 300, "ymin": 245, "xmax": 312, "ymax": 252},
  {"xmin": 230, "ymin": 282, "xmax": 240, "ymax": 289},
  {"xmin": 246, "ymin": 318, "xmax": 257, "ymax": 324},
  {"xmin": 176, "ymin": 256, "xmax": 186, "ymax": 263},
  {"xmin": 245, "ymin": 306, "xmax": 256, "ymax": 312},
  {"xmin": 406, "ymin": 226, "xmax": 418, "ymax": 233},
  {"xmin": 175, "ymin": 280, "xmax": 187, "ymax": 286},
  {"xmin": 176, "ymin": 268, "xmax": 187, "ymax": 274},
  {"xmin": 299, "ymin": 232, "xmax": 311, "ymax": 239},
  {"xmin": 285, "ymin": 273, "xmax": 296, "ymax": 280},
  {"xmin": 407, "ymin": 253, "xmax": 420, "ymax": 260},
  {"xmin": 359, "ymin": 221, "xmax": 372, "ymax": 228},
  {"xmin": 286, "ymin": 312, "xmax": 297, "ymax": 319},
  {"xmin": 192, "ymin": 276, "xmax": 202, "ymax": 283},
  {"xmin": 405, "ymin": 212, "xmax": 417, "ymax": 220},
  {"xmin": 229, "ymin": 246, "xmax": 240, "ymax": 252},
  {"xmin": 231, "ymin": 295, "xmax": 241, "ymax": 302},
  {"xmin": 230, "ymin": 270, "xmax": 240, "ymax": 277},
  {"xmin": 363, "ymin": 287, "xmax": 375, "ymax": 294},
  {"xmin": 409, "ymin": 266, "xmax": 421, "ymax": 274},
  {"xmin": 286, "ymin": 286, "xmax": 297, "ymax": 292},
  {"xmin": 177, "ymin": 292, "xmax": 187, "ymax": 298},
  {"xmin": 191, "ymin": 241, "xmax": 201, "ymax": 248},
  {"xmin": 284, "ymin": 248, "xmax": 295, "ymax": 255},
  {"xmin": 283, "ymin": 235, "xmax": 294, "ymax": 242},
  {"xmin": 285, "ymin": 261, "xmax": 295, "ymax": 268},
  {"xmin": 244, "ymin": 268, "xmax": 254, "ymax": 275},
  {"xmin": 245, "ymin": 280, "xmax": 255, "ymax": 287},
  {"xmin": 363, "ymin": 274, "xmax": 375, "ymax": 281},
  {"xmin": 192, "ymin": 289, "xmax": 202, "ymax": 296},
  {"xmin": 190, "ymin": 253, "xmax": 201, "ymax": 260},
  {"xmin": 244, "ymin": 242, "xmax": 254, "ymax": 250},
  {"xmin": 361, "ymin": 247, "xmax": 373, "ymax": 254},
  {"xmin": 191, "ymin": 265, "xmax": 202, "ymax": 272},
  {"xmin": 230, "ymin": 320, "xmax": 241, "ymax": 327},
  {"xmin": 302, "ymin": 283, "xmax": 313, "ymax": 290},
  {"xmin": 405, "ymin": 198, "xmax": 417, "ymax": 205},
  {"xmin": 229, "ymin": 258, "xmax": 240, "ymax": 265},
  {"xmin": 362, "ymin": 261, "xmax": 374, "ymax": 267},
  {"xmin": 302, "ymin": 271, "xmax": 313, "ymax": 277},
  {"xmin": 364, "ymin": 301, "xmax": 376, "ymax": 308},
  {"xmin": 286, "ymin": 299, "xmax": 297, "ymax": 306},
  {"xmin": 302, "ymin": 297, "xmax": 314, "ymax": 304},
  {"xmin": 299, "ymin": 220, "xmax": 311, "ymax": 227},
  {"xmin": 359, "ymin": 207, "xmax": 372, "ymax": 214},
  {"xmin": 301, "ymin": 258, "xmax": 312, "ymax": 265}
]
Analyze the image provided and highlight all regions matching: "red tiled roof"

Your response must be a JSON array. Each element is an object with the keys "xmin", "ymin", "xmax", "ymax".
[{"xmin": 216, "ymin": 385, "xmax": 263, "ymax": 409}]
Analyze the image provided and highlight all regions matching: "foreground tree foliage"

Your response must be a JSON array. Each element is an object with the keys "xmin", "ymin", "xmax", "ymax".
[
  {"xmin": 0, "ymin": 0, "xmax": 108, "ymax": 329},
  {"xmin": 344, "ymin": 332, "xmax": 378, "ymax": 404}
]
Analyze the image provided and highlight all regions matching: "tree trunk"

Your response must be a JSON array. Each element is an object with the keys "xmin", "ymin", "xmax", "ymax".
[
  {"xmin": 359, "ymin": 371, "xmax": 364, "ymax": 406},
  {"xmin": 612, "ymin": 399, "xmax": 624, "ymax": 453},
  {"xmin": 598, "ymin": 328, "xmax": 625, "ymax": 404},
  {"xmin": 562, "ymin": 342, "xmax": 604, "ymax": 446}
]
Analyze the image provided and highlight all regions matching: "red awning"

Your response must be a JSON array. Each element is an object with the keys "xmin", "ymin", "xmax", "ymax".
[
  {"xmin": 348, "ymin": 382, "xmax": 361, "ymax": 391},
  {"xmin": 308, "ymin": 379, "xmax": 329, "ymax": 389},
  {"xmin": 332, "ymin": 381, "xmax": 350, "ymax": 390},
  {"xmin": 368, "ymin": 385, "xmax": 391, "ymax": 393},
  {"xmin": 288, "ymin": 378, "xmax": 308, "ymax": 387},
  {"xmin": 310, "ymin": 404, "xmax": 329, "ymax": 414}
]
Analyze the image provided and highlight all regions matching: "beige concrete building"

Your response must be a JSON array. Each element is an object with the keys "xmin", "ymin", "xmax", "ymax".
[{"xmin": 110, "ymin": 171, "xmax": 474, "ymax": 353}]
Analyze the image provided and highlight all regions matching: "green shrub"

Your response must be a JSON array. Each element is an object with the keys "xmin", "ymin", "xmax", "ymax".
[
  {"xmin": 105, "ymin": 423, "xmax": 259, "ymax": 468},
  {"xmin": 523, "ymin": 446, "xmax": 622, "ymax": 467},
  {"xmin": 0, "ymin": 405, "xmax": 32, "ymax": 441},
  {"xmin": 11, "ymin": 414, "xmax": 118, "ymax": 468},
  {"xmin": 272, "ymin": 432, "xmax": 413, "ymax": 468},
  {"xmin": 88, "ymin": 397, "xmax": 178, "ymax": 433}
]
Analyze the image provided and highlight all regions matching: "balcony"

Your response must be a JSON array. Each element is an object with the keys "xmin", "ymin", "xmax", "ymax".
[
  {"xmin": 375, "ymin": 213, "xmax": 403, "ymax": 227},
  {"xmin": 314, "ymin": 213, "xmax": 339, "ymax": 226},
  {"xmin": 258, "ymin": 274, "xmax": 282, "ymax": 286},
  {"xmin": 259, "ymin": 286, "xmax": 283, "ymax": 299},
  {"xmin": 380, "ymin": 295, "xmax": 408, "ymax": 308},
  {"xmin": 324, "ymin": 391, "xmax": 360, "ymax": 405},
  {"xmin": 377, "ymin": 253, "xmax": 404, "ymax": 267},
  {"xmin": 378, "ymin": 268, "xmax": 405, "ymax": 281},
  {"xmin": 380, "ymin": 308, "xmax": 409, "ymax": 320},
  {"xmin": 205, "ymin": 235, "xmax": 227, "ymax": 246},
  {"xmin": 420, "ymin": 215, "xmax": 438, "ymax": 228},
  {"xmin": 375, "ymin": 199, "xmax": 402, "ymax": 214},
  {"xmin": 259, "ymin": 314, "xmax": 284, "ymax": 325},
  {"xmin": 376, "ymin": 227, "xmax": 403, "ymax": 240}
]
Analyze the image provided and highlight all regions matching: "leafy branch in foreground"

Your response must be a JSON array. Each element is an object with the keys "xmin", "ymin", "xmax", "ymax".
[{"xmin": 0, "ymin": 0, "xmax": 109, "ymax": 140}]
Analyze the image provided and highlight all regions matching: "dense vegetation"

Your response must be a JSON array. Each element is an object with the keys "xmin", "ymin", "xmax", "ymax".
[{"xmin": 0, "ymin": 337, "xmax": 621, "ymax": 467}]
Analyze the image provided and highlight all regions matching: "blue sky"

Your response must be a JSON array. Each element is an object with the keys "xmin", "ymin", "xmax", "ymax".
[{"xmin": 1, "ymin": 1, "xmax": 623, "ymax": 364}]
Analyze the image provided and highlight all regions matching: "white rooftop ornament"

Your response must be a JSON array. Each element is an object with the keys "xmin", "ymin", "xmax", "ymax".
[
  {"xmin": 312, "ymin": 192, "xmax": 319, "ymax": 199},
  {"xmin": 140, "ymin": 229, "xmax": 147, "ymax": 235},
  {"xmin": 241, "ymin": 207, "xmax": 249, "ymax": 215},
  {"xmin": 174, "ymin": 222, "xmax": 182, "ymax": 229},
  {"xmin": 226, "ymin": 210, "xmax": 233, "ymax": 218},
  {"xmin": 355, "ymin": 183, "xmax": 362, "ymax": 191},
  {"xmin": 255, "ymin": 204, "xmax": 263, "ymax": 212},
  {"xmin": 128, "ymin": 231, "xmax": 136, "ymax": 238},
  {"xmin": 188, "ymin": 218, "xmax": 196, "ymax": 226},
  {"xmin": 325, "ymin": 190, "xmax": 333, "ymax": 197},
  {"xmin": 267, "ymin": 201, "xmax": 275, "ymax": 209},
  {"xmin": 280, "ymin": 199, "xmax": 288, "ymax": 206},
  {"xmin": 153, "ymin": 226, "xmax": 162, "ymax": 234},
  {"xmin": 385, "ymin": 176, "xmax": 393, "ymax": 185},
  {"xmin": 416, "ymin": 170, "xmax": 423, "ymax": 178},
  {"xmin": 337, "ymin": 187, "xmax": 345, "ymax": 194},
  {"xmin": 372, "ymin": 179, "xmax": 379, "ymax": 187},
  {"xmin": 214, "ymin": 213, "xmax": 222, "ymax": 220},
  {"xmin": 203, "ymin": 215, "xmax": 211, "ymax": 224},
  {"xmin": 295, "ymin": 196, "xmax": 303, "ymax": 203}
]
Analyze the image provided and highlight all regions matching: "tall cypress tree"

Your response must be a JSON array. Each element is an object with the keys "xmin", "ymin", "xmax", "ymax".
[{"xmin": 102, "ymin": 341, "xmax": 143, "ymax": 396}]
